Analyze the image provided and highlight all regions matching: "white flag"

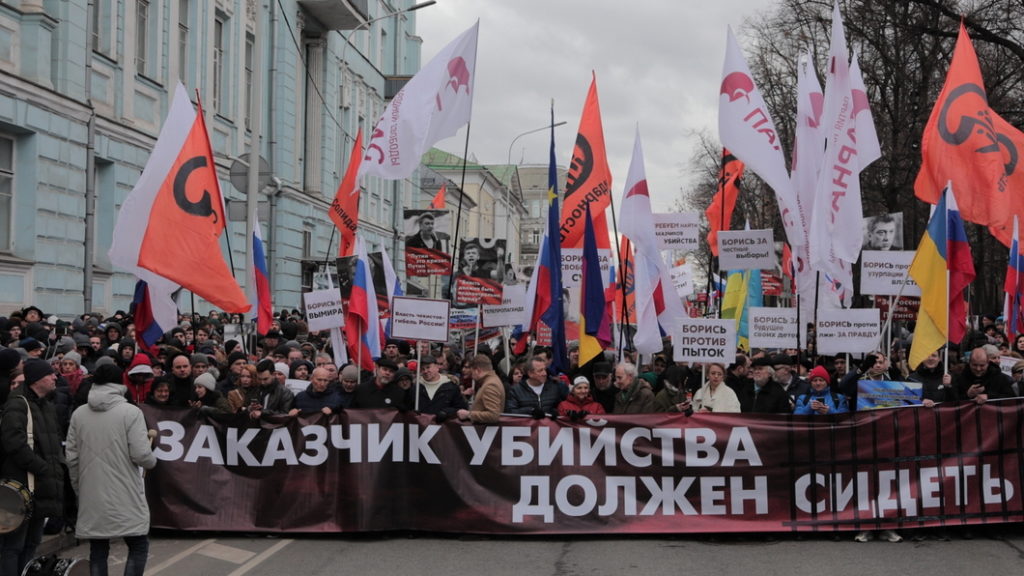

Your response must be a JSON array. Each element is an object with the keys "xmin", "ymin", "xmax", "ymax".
[
  {"xmin": 718, "ymin": 27, "xmax": 801, "ymax": 247},
  {"xmin": 359, "ymin": 21, "xmax": 478, "ymax": 180},
  {"xmin": 620, "ymin": 129, "xmax": 687, "ymax": 354}
]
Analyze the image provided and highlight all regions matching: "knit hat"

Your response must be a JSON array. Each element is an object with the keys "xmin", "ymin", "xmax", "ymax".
[
  {"xmin": 62, "ymin": 351, "xmax": 82, "ymax": 367},
  {"xmin": 0, "ymin": 348, "xmax": 21, "ymax": 373},
  {"xmin": 194, "ymin": 372, "xmax": 217, "ymax": 391},
  {"xmin": 93, "ymin": 363, "xmax": 123, "ymax": 385},
  {"xmin": 190, "ymin": 353, "xmax": 209, "ymax": 367},
  {"xmin": 808, "ymin": 365, "xmax": 831, "ymax": 385},
  {"xmin": 23, "ymin": 358, "xmax": 54, "ymax": 385},
  {"xmin": 19, "ymin": 338, "xmax": 43, "ymax": 353},
  {"xmin": 55, "ymin": 336, "xmax": 76, "ymax": 355},
  {"xmin": 274, "ymin": 362, "xmax": 290, "ymax": 376},
  {"xmin": 94, "ymin": 356, "xmax": 116, "ymax": 369},
  {"xmin": 572, "ymin": 375, "xmax": 590, "ymax": 389},
  {"xmin": 227, "ymin": 351, "xmax": 247, "ymax": 367}
]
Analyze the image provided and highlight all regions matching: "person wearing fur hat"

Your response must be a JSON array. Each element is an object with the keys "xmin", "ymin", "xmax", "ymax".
[
  {"xmin": 0, "ymin": 358, "xmax": 65, "ymax": 575},
  {"xmin": 793, "ymin": 366, "xmax": 849, "ymax": 415},
  {"xmin": 66, "ymin": 362, "xmax": 156, "ymax": 575}
]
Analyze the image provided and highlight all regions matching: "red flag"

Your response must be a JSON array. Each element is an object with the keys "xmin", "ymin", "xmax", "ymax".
[
  {"xmin": 705, "ymin": 150, "xmax": 744, "ymax": 257},
  {"xmin": 137, "ymin": 102, "xmax": 249, "ymax": 313},
  {"xmin": 330, "ymin": 129, "xmax": 363, "ymax": 258},
  {"xmin": 430, "ymin": 184, "xmax": 447, "ymax": 209},
  {"xmin": 915, "ymin": 23, "xmax": 1024, "ymax": 247},
  {"xmin": 560, "ymin": 74, "xmax": 612, "ymax": 250},
  {"xmin": 781, "ymin": 242, "xmax": 795, "ymax": 291}
]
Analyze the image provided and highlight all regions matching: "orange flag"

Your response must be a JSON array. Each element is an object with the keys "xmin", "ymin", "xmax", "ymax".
[
  {"xmin": 915, "ymin": 23, "xmax": 1024, "ymax": 247},
  {"xmin": 330, "ymin": 129, "xmax": 363, "ymax": 258},
  {"xmin": 137, "ymin": 103, "xmax": 249, "ymax": 313},
  {"xmin": 705, "ymin": 149, "xmax": 744, "ymax": 257},
  {"xmin": 430, "ymin": 183, "xmax": 447, "ymax": 209},
  {"xmin": 560, "ymin": 74, "xmax": 612, "ymax": 250}
]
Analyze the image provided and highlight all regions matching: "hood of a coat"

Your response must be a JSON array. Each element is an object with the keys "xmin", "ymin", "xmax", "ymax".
[{"xmin": 88, "ymin": 383, "xmax": 128, "ymax": 412}]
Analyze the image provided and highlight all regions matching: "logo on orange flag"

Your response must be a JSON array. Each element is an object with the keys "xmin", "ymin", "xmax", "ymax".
[
  {"xmin": 613, "ymin": 236, "xmax": 637, "ymax": 326},
  {"xmin": 137, "ymin": 105, "xmax": 249, "ymax": 313},
  {"xmin": 560, "ymin": 74, "xmax": 612, "ymax": 250},
  {"xmin": 915, "ymin": 23, "xmax": 1024, "ymax": 247},
  {"xmin": 330, "ymin": 129, "xmax": 363, "ymax": 258}
]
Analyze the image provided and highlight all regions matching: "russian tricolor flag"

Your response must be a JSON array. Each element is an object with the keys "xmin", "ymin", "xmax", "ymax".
[
  {"xmin": 249, "ymin": 206, "xmax": 273, "ymax": 334},
  {"xmin": 345, "ymin": 237, "xmax": 382, "ymax": 369},
  {"xmin": 130, "ymin": 279, "xmax": 170, "ymax": 357}
]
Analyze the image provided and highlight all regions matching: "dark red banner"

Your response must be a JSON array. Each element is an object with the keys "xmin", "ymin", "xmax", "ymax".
[
  {"xmin": 405, "ymin": 247, "xmax": 452, "ymax": 277},
  {"xmin": 874, "ymin": 295, "xmax": 921, "ymax": 322},
  {"xmin": 143, "ymin": 402, "xmax": 1024, "ymax": 534}
]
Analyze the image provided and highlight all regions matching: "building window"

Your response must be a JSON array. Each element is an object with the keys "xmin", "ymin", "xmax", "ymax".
[
  {"xmin": 302, "ymin": 229, "xmax": 313, "ymax": 259},
  {"xmin": 178, "ymin": 0, "xmax": 190, "ymax": 82},
  {"xmin": 0, "ymin": 134, "xmax": 12, "ymax": 252},
  {"xmin": 245, "ymin": 33, "xmax": 254, "ymax": 130},
  {"xmin": 136, "ymin": 0, "xmax": 149, "ymax": 76},
  {"xmin": 91, "ymin": 0, "xmax": 111, "ymax": 55},
  {"xmin": 213, "ymin": 16, "xmax": 225, "ymax": 113}
]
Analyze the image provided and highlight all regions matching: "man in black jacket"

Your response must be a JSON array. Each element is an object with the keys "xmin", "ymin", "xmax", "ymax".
[
  {"xmin": 0, "ymin": 359, "xmax": 66, "ymax": 575},
  {"xmin": 737, "ymin": 358, "xmax": 792, "ymax": 414},
  {"xmin": 955, "ymin": 347, "xmax": 1015, "ymax": 404},
  {"xmin": 351, "ymin": 358, "xmax": 410, "ymax": 410}
]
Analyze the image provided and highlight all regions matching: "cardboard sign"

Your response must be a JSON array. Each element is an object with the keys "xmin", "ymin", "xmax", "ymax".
[
  {"xmin": 670, "ymin": 264, "xmax": 694, "ymax": 298},
  {"xmin": 303, "ymin": 289, "xmax": 345, "ymax": 331},
  {"xmin": 653, "ymin": 212, "xmax": 700, "ymax": 253},
  {"xmin": 389, "ymin": 297, "xmax": 450, "ymax": 342},
  {"xmin": 860, "ymin": 250, "xmax": 920, "ymax": 297},
  {"xmin": 717, "ymin": 229, "xmax": 775, "ymax": 270},
  {"xmin": 673, "ymin": 318, "xmax": 736, "ymax": 364},
  {"xmin": 481, "ymin": 285, "xmax": 528, "ymax": 328},
  {"xmin": 816, "ymin": 308, "xmax": 881, "ymax": 355},
  {"xmin": 748, "ymin": 307, "xmax": 799, "ymax": 350},
  {"xmin": 560, "ymin": 248, "xmax": 612, "ymax": 288}
]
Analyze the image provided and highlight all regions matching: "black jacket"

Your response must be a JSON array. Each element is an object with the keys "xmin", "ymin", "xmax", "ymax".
[
  {"xmin": 1, "ymin": 386, "xmax": 66, "ymax": 517},
  {"xmin": 737, "ymin": 380, "xmax": 793, "ymax": 414}
]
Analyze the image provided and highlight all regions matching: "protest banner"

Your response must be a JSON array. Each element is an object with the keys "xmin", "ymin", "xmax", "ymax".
[
  {"xmin": 855, "ymin": 380, "xmax": 924, "ymax": 410},
  {"xmin": 482, "ymin": 285, "xmax": 527, "ymax": 328},
  {"xmin": 860, "ymin": 250, "xmax": 921, "ymax": 297},
  {"xmin": 652, "ymin": 212, "xmax": 700, "ymax": 253},
  {"xmin": 816, "ymin": 308, "xmax": 881, "ymax": 355},
  {"xmin": 749, "ymin": 307, "xmax": 798, "ymax": 350},
  {"xmin": 143, "ymin": 402, "xmax": 1024, "ymax": 534},
  {"xmin": 717, "ymin": 229, "xmax": 775, "ymax": 270},
  {"xmin": 390, "ymin": 296, "xmax": 450, "ymax": 342},
  {"xmin": 673, "ymin": 318, "xmax": 736, "ymax": 364},
  {"xmin": 302, "ymin": 289, "xmax": 345, "ymax": 332},
  {"xmin": 404, "ymin": 209, "xmax": 453, "ymax": 276}
]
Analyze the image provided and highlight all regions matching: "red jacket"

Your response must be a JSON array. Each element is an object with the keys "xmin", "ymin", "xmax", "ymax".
[{"xmin": 557, "ymin": 394, "xmax": 606, "ymax": 417}]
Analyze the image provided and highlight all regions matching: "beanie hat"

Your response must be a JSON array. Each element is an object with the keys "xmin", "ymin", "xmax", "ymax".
[
  {"xmin": 190, "ymin": 353, "xmax": 209, "ymax": 366},
  {"xmin": 62, "ymin": 351, "xmax": 82, "ymax": 367},
  {"xmin": 55, "ymin": 336, "xmax": 76, "ymax": 355},
  {"xmin": 227, "ymin": 351, "xmax": 247, "ymax": 367},
  {"xmin": 808, "ymin": 365, "xmax": 831, "ymax": 385},
  {"xmin": 340, "ymin": 365, "xmax": 360, "ymax": 381},
  {"xmin": 194, "ymin": 372, "xmax": 217, "ymax": 391},
  {"xmin": 0, "ymin": 348, "xmax": 21, "ymax": 373},
  {"xmin": 94, "ymin": 355, "xmax": 116, "ymax": 369},
  {"xmin": 274, "ymin": 362, "xmax": 290, "ymax": 376},
  {"xmin": 23, "ymin": 358, "xmax": 54, "ymax": 385},
  {"xmin": 19, "ymin": 338, "xmax": 43, "ymax": 352},
  {"xmin": 93, "ymin": 363, "xmax": 123, "ymax": 385}
]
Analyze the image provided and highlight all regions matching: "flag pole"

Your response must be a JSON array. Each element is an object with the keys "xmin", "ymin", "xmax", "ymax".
[{"xmin": 447, "ymin": 122, "xmax": 474, "ymax": 301}]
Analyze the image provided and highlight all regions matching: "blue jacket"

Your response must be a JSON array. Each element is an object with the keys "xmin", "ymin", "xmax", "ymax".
[{"xmin": 793, "ymin": 387, "xmax": 849, "ymax": 415}]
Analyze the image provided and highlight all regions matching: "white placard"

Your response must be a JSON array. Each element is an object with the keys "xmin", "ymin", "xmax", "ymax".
[
  {"xmin": 653, "ymin": 212, "xmax": 700, "ymax": 252},
  {"xmin": 999, "ymin": 356, "xmax": 1018, "ymax": 377},
  {"xmin": 748, "ymin": 307, "xmax": 799, "ymax": 349},
  {"xmin": 816, "ymin": 308, "xmax": 881, "ymax": 355},
  {"xmin": 390, "ymin": 296, "xmax": 451, "ymax": 342},
  {"xmin": 303, "ymin": 289, "xmax": 345, "ymax": 331},
  {"xmin": 673, "ymin": 318, "xmax": 737, "ymax": 364},
  {"xmin": 670, "ymin": 264, "xmax": 694, "ymax": 298},
  {"xmin": 560, "ymin": 248, "xmax": 612, "ymax": 288},
  {"xmin": 481, "ymin": 285, "xmax": 527, "ymax": 328},
  {"xmin": 860, "ymin": 251, "xmax": 920, "ymax": 297},
  {"xmin": 717, "ymin": 229, "xmax": 775, "ymax": 270}
]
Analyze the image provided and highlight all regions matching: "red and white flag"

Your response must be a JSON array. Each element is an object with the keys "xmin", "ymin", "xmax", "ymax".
[
  {"xmin": 808, "ymin": 3, "xmax": 880, "ymax": 268},
  {"xmin": 109, "ymin": 83, "xmax": 249, "ymax": 314},
  {"xmin": 619, "ymin": 129, "xmax": 687, "ymax": 355},
  {"xmin": 359, "ymin": 21, "xmax": 478, "ymax": 181},
  {"xmin": 719, "ymin": 27, "xmax": 800, "ymax": 248}
]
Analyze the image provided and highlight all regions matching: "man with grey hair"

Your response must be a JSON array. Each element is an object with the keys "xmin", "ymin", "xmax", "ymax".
[
  {"xmin": 506, "ymin": 355, "xmax": 564, "ymax": 417},
  {"xmin": 613, "ymin": 362, "xmax": 654, "ymax": 414},
  {"xmin": 738, "ymin": 357, "xmax": 792, "ymax": 413}
]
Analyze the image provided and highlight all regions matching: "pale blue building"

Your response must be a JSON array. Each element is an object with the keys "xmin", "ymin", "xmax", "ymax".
[{"xmin": 0, "ymin": 0, "xmax": 431, "ymax": 317}]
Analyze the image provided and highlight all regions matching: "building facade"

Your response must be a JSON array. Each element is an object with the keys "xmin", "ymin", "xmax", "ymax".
[{"xmin": 0, "ymin": 0, "xmax": 430, "ymax": 317}]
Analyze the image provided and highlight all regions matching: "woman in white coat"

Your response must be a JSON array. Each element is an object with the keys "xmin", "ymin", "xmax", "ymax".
[
  {"xmin": 692, "ymin": 363, "xmax": 741, "ymax": 413},
  {"xmin": 66, "ymin": 364, "xmax": 157, "ymax": 576}
]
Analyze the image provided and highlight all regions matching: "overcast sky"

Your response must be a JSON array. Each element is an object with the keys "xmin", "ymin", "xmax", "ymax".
[{"xmin": 416, "ymin": 0, "xmax": 772, "ymax": 213}]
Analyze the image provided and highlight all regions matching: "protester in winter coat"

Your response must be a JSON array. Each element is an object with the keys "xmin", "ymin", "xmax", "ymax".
[
  {"xmin": 793, "ymin": 366, "xmax": 849, "ymax": 415},
  {"xmin": 557, "ymin": 376, "xmax": 606, "ymax": 418},
  {"xmin": 66, "ymin": 363, "xmax": 157, "ymax": 576}
]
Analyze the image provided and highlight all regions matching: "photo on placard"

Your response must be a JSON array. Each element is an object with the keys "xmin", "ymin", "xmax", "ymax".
[
  {"xmin": 335, "ymin": 256, "xmax": 357, "ymax": 299},
  {"xmin": 404, "ymin": 209, "xmax": 453, "ymax": 276},
  {"xmin": 454, "ymin": 238, "xmax": 505, "ymax": 305},
  {"xmin": 862, "ymin": 212, "xmax": 903, "ymax": 251}
]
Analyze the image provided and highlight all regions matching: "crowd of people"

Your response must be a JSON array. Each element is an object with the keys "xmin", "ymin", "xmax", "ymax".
[{"xmin": 0, "ymin": 305, "xmax": 1020, "ymax": 566}]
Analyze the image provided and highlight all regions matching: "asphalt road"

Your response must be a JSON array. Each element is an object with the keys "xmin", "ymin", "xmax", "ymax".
[{"xmin": 51, "ymin": 527, "xmax": 1024, "ymax": 576}]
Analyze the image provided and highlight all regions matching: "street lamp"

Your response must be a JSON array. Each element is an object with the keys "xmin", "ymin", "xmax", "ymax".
[{"xmin": 339, "ymin": 1, "xmax": 437, "ymax": 70}]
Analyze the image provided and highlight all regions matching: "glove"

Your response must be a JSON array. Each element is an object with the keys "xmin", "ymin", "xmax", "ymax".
[
  {"xmin": 435, "ymin": 410, "xmax": 450, "ymax": 423},
  {"xmin": 859, "ymin": 354, "xmax": 878, "ymax": 374},
  {"xmin": 569, "ymin": 410, "xmax": 586, "ymax": 422},
  {"xmin": 530, "ymin": 406, "xmax": 546, "ymax": 419}
]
